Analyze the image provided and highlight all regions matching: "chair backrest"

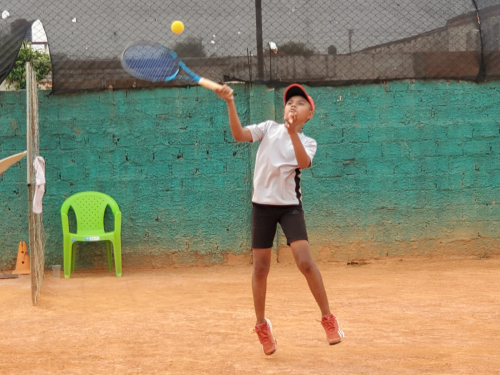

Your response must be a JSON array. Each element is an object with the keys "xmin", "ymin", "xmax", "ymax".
[{"xmin": 61, "ymin": 191, "xmax": 120, "ymax": 233}]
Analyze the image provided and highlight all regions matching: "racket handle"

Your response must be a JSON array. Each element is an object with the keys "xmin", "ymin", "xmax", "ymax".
[{"xmin": 199, "ymin": 77, "xmax": 233, "ymax": 95}]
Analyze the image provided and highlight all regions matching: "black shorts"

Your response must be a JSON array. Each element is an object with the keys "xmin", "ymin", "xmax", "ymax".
[{"xmin": 251, "ymin": 203, "xmax": 308, "ymax": 249}]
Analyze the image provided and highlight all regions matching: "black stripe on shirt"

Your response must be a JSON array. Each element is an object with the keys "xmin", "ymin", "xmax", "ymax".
[{"xmin": 294, "ymin": 168, "xmax": 302, "ymax": 203}]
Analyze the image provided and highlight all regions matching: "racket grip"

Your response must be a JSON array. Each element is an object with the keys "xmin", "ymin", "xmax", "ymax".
[{"xmin": 199, "ymin": 77, "xmax": 233, "ymax": 95}]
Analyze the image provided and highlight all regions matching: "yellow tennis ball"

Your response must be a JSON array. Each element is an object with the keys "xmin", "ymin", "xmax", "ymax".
[{"xmin": 171, "ymin": 21, "xmax": 184, "ymax": 34}]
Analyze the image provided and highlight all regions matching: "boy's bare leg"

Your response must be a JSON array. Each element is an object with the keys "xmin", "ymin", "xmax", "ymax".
[
  {"xmin": 290, "ymin": 240, "xmax": 331, "ymax": 316},
  {"xmin": 252, "ymin": 247, "xmax": 272, "ymax": 325}
]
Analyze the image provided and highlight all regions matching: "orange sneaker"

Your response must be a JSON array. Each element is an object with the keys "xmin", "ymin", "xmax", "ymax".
[
  {"xmin": 254, "ymin": 318, "xmax": 277, "ymax": 355},
  {"xmin": 321, "ymin": 314, "xmax": 344, "ymax": 345}
]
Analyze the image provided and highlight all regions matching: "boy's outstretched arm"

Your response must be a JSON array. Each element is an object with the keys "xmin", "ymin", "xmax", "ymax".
[{"xmin": 215, "ymin": 85, "xmax": 253, "ymax": 143}]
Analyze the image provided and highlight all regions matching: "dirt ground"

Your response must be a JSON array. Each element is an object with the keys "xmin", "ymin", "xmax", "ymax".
[{"xmin": 1, "ymin": 255, "xmax": 500, "ymax": 375}]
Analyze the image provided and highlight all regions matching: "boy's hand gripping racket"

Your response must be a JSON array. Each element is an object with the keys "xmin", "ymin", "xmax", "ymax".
[{"xmin": 121, "ymin": 42, "xmax": 231, "ymax": 94}]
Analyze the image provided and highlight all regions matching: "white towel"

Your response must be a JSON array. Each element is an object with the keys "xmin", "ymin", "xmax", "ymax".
[{"xmin": 33, "ymin": 156, "xmax": 46, "ymax": 214}]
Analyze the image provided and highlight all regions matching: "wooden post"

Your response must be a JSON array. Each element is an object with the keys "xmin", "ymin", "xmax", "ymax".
[{"xmin": 26, "ymin": 61, "xmax": 44, "ymax": 305}]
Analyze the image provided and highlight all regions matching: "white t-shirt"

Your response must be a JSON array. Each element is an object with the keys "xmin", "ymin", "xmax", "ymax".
[{"xmin": 246, "ymin": 120, "xmax": 317, "ymax": 205}]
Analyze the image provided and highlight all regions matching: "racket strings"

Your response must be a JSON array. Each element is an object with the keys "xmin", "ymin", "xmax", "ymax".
[
  {"xmin": 152, "ymin": 53, "xmax": 178, "ymax": 81},
  {"xmin": 132, "ymin": 54, "xmax": 177, "ymax": 81},
  {"xmin": 123, "ymin": 45, "xmax": 180, "ymax": 82}
]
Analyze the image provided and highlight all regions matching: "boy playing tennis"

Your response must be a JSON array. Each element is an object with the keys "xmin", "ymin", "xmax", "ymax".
[{"xmin": 216, "ymin": 83, "xmax": 344, "ymax": 355}]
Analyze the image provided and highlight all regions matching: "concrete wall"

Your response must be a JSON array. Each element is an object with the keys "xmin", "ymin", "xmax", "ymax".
[{"xmin": 1, "ymin": 80, "xmax": 500, "ymax": 271}]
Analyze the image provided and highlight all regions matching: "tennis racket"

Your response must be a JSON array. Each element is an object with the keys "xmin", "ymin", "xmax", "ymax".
[{"xmin": 121, "ymin": 42, "xmax": 231, "ymax": 94}]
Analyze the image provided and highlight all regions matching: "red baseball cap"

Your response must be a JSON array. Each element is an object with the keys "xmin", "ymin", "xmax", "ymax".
[{"xmin": 284, "ymin": 84, "xmax": 315, "ymax": 113}]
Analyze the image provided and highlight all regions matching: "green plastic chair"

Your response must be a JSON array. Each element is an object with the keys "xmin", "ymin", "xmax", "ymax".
[{"xmin": 61, "ymin": 191, "xmax": 122, "ymax": 278}]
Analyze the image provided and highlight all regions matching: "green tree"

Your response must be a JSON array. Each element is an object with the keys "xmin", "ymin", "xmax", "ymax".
[
  {"xmin": 279, "ymin": 41, "xmax": 316, "ymax": 56},
  {"xmin": 6, "ymin": 42, "xmax": 52, "ymax": 89},
  {"xmin": 173, "ymin": 37, "xmax": 206, "ymax": 58}
]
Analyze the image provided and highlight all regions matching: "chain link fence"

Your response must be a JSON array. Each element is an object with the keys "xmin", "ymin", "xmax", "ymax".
[{"xmin": 1, "ymin": 0, "xmax": 500, "ymax": 93}]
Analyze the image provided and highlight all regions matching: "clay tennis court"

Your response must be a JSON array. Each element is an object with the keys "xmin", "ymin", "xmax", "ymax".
[{"xmin": 1, "ymin": 255, "xmax": 499, "ymax": 374}]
